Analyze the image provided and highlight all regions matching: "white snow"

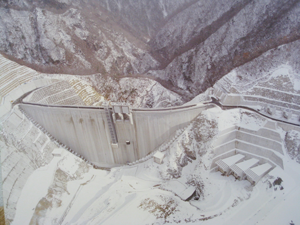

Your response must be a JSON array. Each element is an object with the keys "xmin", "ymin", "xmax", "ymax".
[
  {"xmin": 161, "ymin": 180, "xmax": 195, "ymax": 200},
  {"xmin": 250, "ymin": 163, "xmax": 272, "ymax": 177},
  {"xmin": 222, "ymin": 154, "xmax": 245, "ymax": 166},
  {"xmin": 234, "ymin": 158, "xmax": 259, "ymax": 171},
  {"xmin": 12, "ymin": 152, "xmax": 67, "ymax": 225}
]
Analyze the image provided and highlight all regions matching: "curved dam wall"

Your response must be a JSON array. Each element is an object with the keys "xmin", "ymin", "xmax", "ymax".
[{"xmin": 19, "ymin": 103, "xmax": 213, "ymax": 166}]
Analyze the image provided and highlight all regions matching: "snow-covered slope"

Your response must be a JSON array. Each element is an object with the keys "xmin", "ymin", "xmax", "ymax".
[
  {"xmin": 209, "ymin": 40, "xmax": 300, "ymax": 125},
  {"xmin": 2, "ymin": 107, "xmax": 300, "ymax": 224}
]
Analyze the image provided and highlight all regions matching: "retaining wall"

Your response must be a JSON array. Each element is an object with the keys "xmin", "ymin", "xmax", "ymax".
[
  {"xmin": 0, "ymin": 79, "xmax": 58, "ymax": 118},
  {"xmin": 211, "ymin": 124, "xmax": 284, "ymax": 169}
]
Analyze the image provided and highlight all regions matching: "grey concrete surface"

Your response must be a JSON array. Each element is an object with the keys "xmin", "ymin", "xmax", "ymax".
[
  {"xmin": 212, "ymin": 123, "xmax": 284, "ymax": 169},
  {"xmin": 236, "ymin": 131, "xmax": 283, "ymax": 154},
  {"xmin": 236, "ymin": 142, "xmax": 283, "ymax": 168},
  {"xmin": 278, "ymin": 122, "xmax": 300, "ymax": 133},
  {"xmin": 217, "ymin": 126, "xmax": 237, "ymax": 136},
  {"xmin": 211, "ymin": 150, "xmax": 237, "ymax": 168},
  {"xmin": 0, "ymin": 154, "xmax": 2, "ymax": 207},
  {"xmin": 239, "ymin": 127, "xmax": 281, "ymax": 141},
  {"xmin": 20, "ymin": 103, "xmax": 213, "ymax": 166},
  {"xmin": 212, "ymin": 131, "xmax": 236, "ymax": 148},
  {"xmin": 214, "ymin": 140, "xmax": 236, "ymax": 156},
  {"xmin": 213, "ymin": 87, "xmax": 300, "ymax": 126}
]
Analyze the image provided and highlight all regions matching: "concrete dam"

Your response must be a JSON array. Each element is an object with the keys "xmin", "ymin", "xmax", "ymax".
[{"xmin": 20, "ymin": 103, "xmax": 214, "ymax": 167}]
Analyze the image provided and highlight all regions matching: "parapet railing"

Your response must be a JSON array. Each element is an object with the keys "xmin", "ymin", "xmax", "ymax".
[{"xmin": 19, "ymin": 101, "xmax": 200, "ymax": 112}]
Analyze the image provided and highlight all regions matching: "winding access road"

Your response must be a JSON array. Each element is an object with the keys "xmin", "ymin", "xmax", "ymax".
[{"xmin": 206, "ymin": 97, "xmax": 300, "ymax": 127}]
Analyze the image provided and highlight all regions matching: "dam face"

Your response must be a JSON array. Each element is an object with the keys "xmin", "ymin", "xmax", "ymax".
[{"xmin": 20, "ymin": 103, "xmax": 213, "ymax": 167}]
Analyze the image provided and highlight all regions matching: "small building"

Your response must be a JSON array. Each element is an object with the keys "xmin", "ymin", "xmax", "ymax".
[
  {"xmin": 153, "ymin": 151, "xmax": 165, "ymax": 164},
  {"xmin": 245, "ymin": 163, "xmax": 272, "ymax": 185},
  {"xmin": 216, "ymin": 154, "xmax": 245, "ymax": 175},
  {"xmin": 230, "ymin": 158, "xmax": 259, "ymax": 180},
  {"xmin": 52, "ymin": 148, "xmax": 64, "ymax": 157}
]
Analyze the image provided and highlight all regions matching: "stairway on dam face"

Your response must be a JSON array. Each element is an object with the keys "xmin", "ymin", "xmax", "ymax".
[{"xmin": 104, "ymin": 107, "xmax": 118, "ymax": 144}]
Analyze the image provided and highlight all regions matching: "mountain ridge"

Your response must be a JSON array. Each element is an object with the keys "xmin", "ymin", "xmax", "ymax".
[{"xmin": 1, "ymin": 0, "xmax": 299, "ymax": 99}]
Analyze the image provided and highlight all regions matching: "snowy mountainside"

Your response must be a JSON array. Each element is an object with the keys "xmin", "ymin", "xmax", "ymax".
[
  {"xmin": 1, "ymin": 0, "xmax": 300, "ymax": 99},
  {"xmin": 217, "ymin": 40, "xmax": 300, "ymax": 95},
  {"xmin": 208, "ymin": 39, "xmax": 300, "ymax": 125},
  {"xmin": 0, "ymin": 52, "xmax": 183, "ymax": 109},
  {"xmin": 147, "ymin": 0, "xmax": 300, "ymax": 97},
  {"xmin": 74, "ymin": 74, "xmax": 184, "ymax": 108},
  {"xmin": 25, "ymin": 73, "xmax": 184, "ymax": 108},
  {"xmin": 0, "ymin": 2, "xmax": 158, "ymax": 75}
]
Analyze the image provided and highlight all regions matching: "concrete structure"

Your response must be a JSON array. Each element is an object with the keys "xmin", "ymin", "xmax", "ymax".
[
  {"xmin": 211, "ymin": 122, "xmax": 284, "ymax": 169},
  {"xmin": 245, "ymin": 163, "xmax": 273, "ymax": 185},
  {"xmin": 0, "ymin": 78, "xmax": 59, "ymax": 118},
  {"xmin": 162, "ymin": 180, "xmax": 196, "ymax": 201},
  {"xmin": 216, "ymin": 154, "xmax": 245, "ymax": 175},
  {"xmin": 153, "ymin": 151, "xmax": 165, "ymax": 164},
  {"xmin": 213, "ymin": 81, "xmax": 300, "ymax": 126},
  {"xmin": 23, "ymin": 81, "xmax": 85, "ymax": 106},
  {"xmin": 230, "ymin": 158, "xmax": 259, "ymax": 180},
  {"xmin": 52, "ymin": 148, "xmax": 64, "ymax": 157},
  {"xmin": 20, "ymin": 103, "xmax": 214, "ymax": 167}
]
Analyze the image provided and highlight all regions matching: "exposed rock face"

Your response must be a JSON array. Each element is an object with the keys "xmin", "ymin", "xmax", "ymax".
[
  {"xmin": 0, "ymin": 0, "xmax": 300, "ymax": 99},
  {"xmin": 79, "ymin": 74, "xmax": 184, "ymax": 108},
  {"xmin": 161, "ymin": 113, "xmax": 218, "ymax": 180},
  {"xmin": 0, "ymin": 0, "xmax": 160, "ymax": 75},
  {"xmin": 285, "ymin": 130, "xmax": 300, "ymax": 163},
  {"xmin": 30, "ymin": 155, "xmax": 90, "ymax": 225}
]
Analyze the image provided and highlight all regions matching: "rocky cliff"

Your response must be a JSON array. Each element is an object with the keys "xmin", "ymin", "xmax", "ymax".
[{"xmin": 1, "ymin": 0, "xmax": 300, "ymax": 100}]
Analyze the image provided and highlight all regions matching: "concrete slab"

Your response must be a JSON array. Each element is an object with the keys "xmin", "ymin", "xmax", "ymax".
[
  {"xmin": 162, "ymin": 180, "xmax": 195, "ymax": 201},
  {"xmin": 230, "ymin": 158, "xmax": 259, "ymax": 179},
  {"xmin": 153, "ymin": 151, "xmax": 165, "ymax": 164},
  {"xmin": 52, "ymin": 148, "xmax": 64, "ymax": 157},
  {"xmin": 216, "ymin": 154, "xmax": 245, "ymax": 174},
  {"xmin": 245, "ymin": 163, "xmax": 273, "ymax": 185}
]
